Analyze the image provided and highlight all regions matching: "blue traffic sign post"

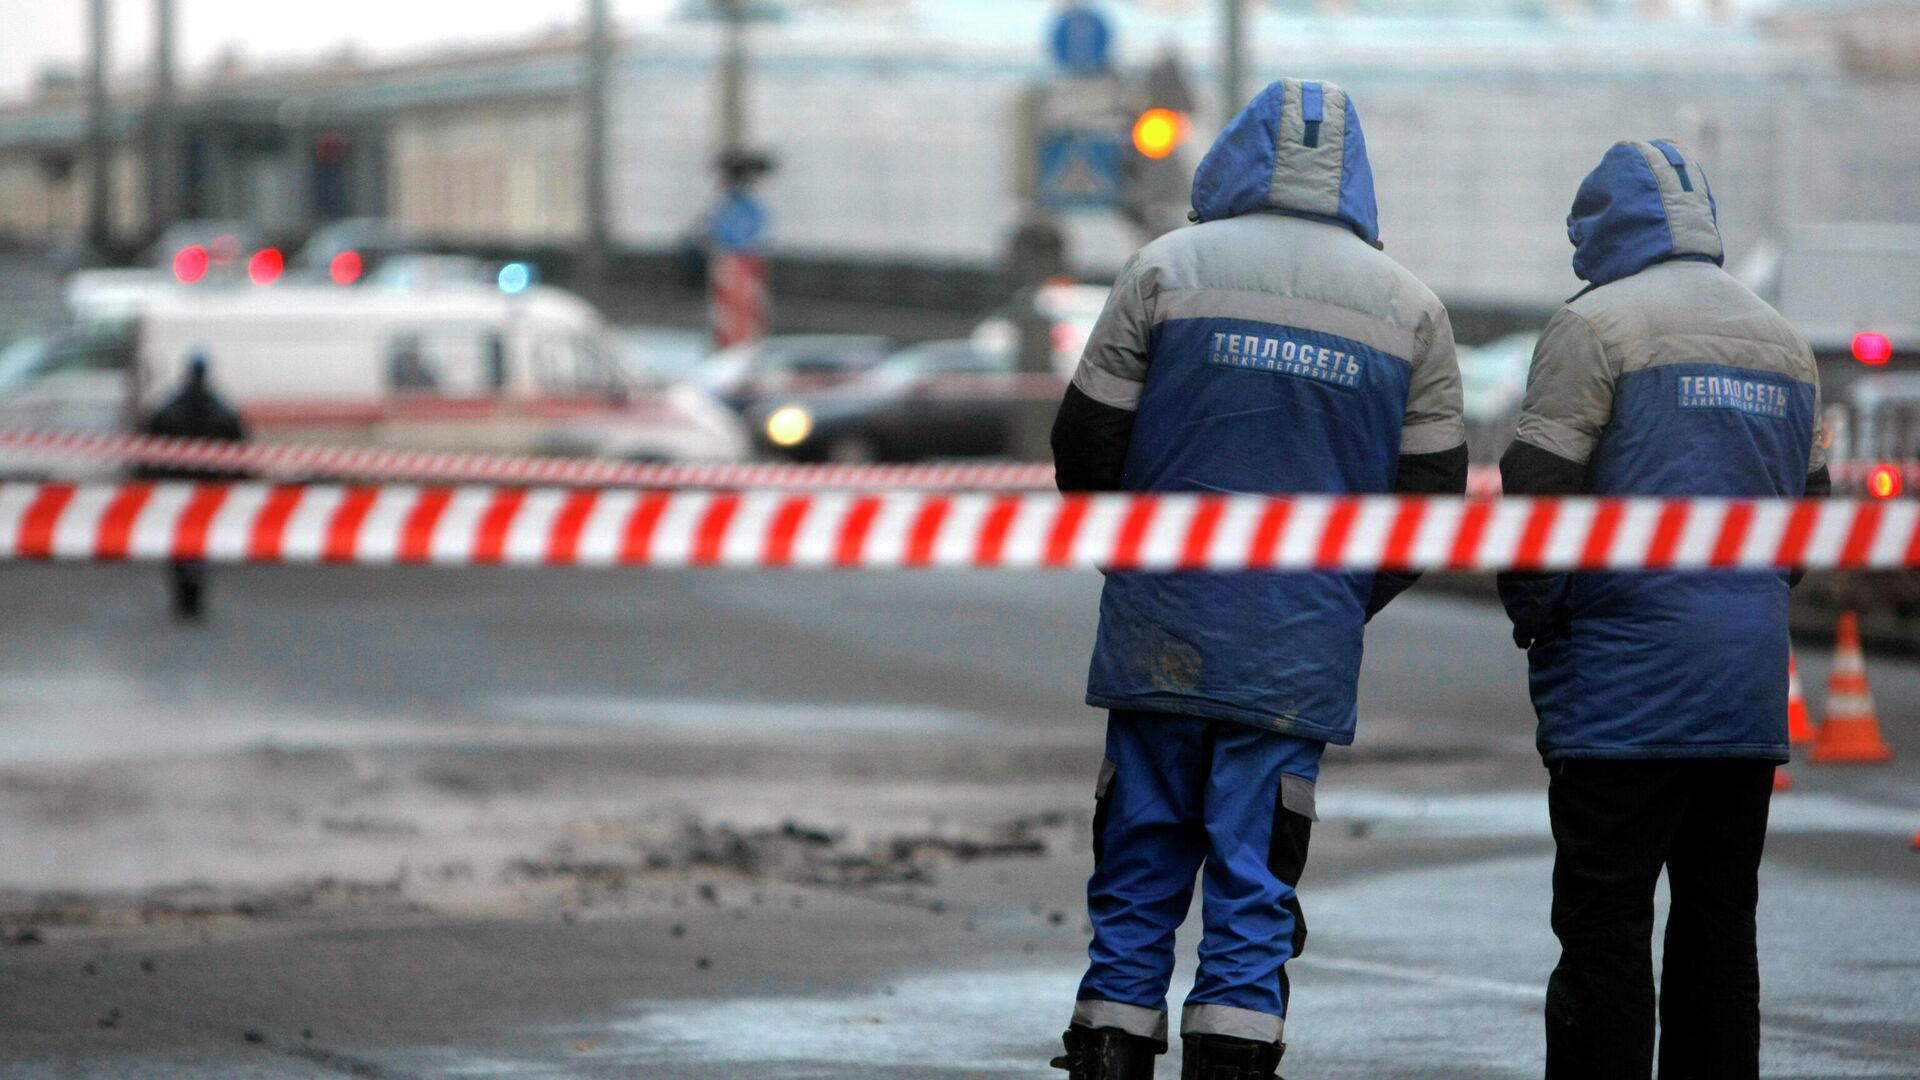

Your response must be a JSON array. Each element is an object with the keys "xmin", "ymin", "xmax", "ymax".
[
  {"xmin": 1050, "ymin": 5, "xmax": 1114, "ymax": 76},
  {"xmin": 1038, "ymin": 132, "xmax": 1125, "ymax": 213},
  {"xmin": 709, "ymin": 190, "xmax": 770, "ymax": 348},
  {"xmin": 1005, "ymin": 5, "xmax": 1126, "ymax": 457},
  {"xmin": 711, "ymin": 190, "xmax": 768, "ymax": 254},
  {"xmin": 1031, "ymin": 5, "xmax": 1127, "ymax": 215}
]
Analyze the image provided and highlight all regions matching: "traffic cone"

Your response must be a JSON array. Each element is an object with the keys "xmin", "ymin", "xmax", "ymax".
[
  {"xmin": 1772, "ymin": 766, "xmax": 1793, "ymax": 792},
  {"xmin": 1787, "ymin": 653, "xmax": 1815, "ymax": 746},
  {"xmin": 1809, "ymin": 612, "xmax": 1895, "ymax": 764}
]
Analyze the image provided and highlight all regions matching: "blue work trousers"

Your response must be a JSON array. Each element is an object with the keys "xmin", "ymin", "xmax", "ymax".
[{"xmin": 1071, "ymin": 709, "xmax": 1322, "ymax": 1047}]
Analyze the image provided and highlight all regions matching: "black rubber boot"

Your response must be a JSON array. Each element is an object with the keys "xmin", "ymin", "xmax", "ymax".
[
  {"xmin": 1049, "ymin": 1025, "xmax": 1163, "ymax": 1079},
  {"xmin": 1179, "ymin": 1033, "xmax": 1285, "ymax": 1080}
]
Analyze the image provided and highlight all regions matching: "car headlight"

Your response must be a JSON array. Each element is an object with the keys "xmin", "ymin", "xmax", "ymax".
[{"xmin": 765, "ymin": 405, "xmax": 813, "ymax": 447}]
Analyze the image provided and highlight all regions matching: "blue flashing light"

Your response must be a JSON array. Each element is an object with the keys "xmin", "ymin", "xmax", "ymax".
[{"xmin": 498, "ymin": 262, "xmax": 535, "ymax": 295}]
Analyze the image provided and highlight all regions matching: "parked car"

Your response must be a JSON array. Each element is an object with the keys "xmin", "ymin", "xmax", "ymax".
[
  {"xmin": 0, "ymin": 326, "xmax": 137, "ymax": 477},
  {"xmin": 64, "ymin": 220, "xmax": 282, "ymax": 328},
  {"xmin": 693, "ymin": 334, "xmax": 894, "ymax": 413},
  {"xmin": 747, "ymin": 337, "xmax": 1055, "ymax": 462},
  {"xmin": 296, "ymin": 218, "xmax": 422, "ymax": 285},
  {"xmin": 971, "ymin": 281, "xmax": 1110, "ymax": 379},
  {"xmin": 148, "ymin": 219, "xmax": 273, "ymax": 284},
  {"xmin": 614, "ymin": 327, "xmax": 713, "ymax": 387},
  {"xmin": 365, "ymin": 254, "xmax": 504, "ymax": 293}
]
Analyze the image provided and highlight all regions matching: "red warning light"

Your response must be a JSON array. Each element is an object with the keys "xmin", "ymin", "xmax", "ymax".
[
  {"xmin": 1852, "ymin": 332, "xmax": 1892, "ymax": 365},
  {"xmin": 247, "ymin": 248, "xmax": 284, "ymax": 285},
  {"xmin": 329, "ymin": 250, "xmax": 364, "ymax": 286},
  {"xmin": 172, "ymin": 245, "xmax": 209, "ymax": 284},
  {"xmin": 1866, "ymin": 464, "xmax": 1903, "ymax": 500}
]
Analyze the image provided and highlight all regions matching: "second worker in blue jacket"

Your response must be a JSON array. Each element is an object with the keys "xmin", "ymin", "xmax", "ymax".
[
  {"xmin": 1498, "ymin": 139, "xmax": 1829, "ymax": 1080},
  {"xmin": 1048, "ymin": 79, "xmax": 1468, "ymax": 1080}
]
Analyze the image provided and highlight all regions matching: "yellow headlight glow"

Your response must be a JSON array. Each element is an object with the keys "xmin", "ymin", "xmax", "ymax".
[{"xmin": 766, "ymin": 405, "xmax": 813, "ymax": 447}]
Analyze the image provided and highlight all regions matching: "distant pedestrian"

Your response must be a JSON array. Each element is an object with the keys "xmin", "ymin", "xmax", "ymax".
[
  {"xmin": 137, "ymin": 353, "xmax": 247, "ymax": 623},
  {"xmin": 1048, "ymin": 79, "xmax": 1466, "ymax": 1080},
  {"xmin": 1498, "ymin": 140, "xmax": 1829, "ymax": 1079}
]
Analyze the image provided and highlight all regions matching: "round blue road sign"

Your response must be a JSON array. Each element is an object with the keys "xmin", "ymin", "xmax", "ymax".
[
  {"xmin": 1050, "ymin": 6, "xmax": 1113, "ymax": 76},
  {"xmin": 711, "ymin": 191, "xmax": 768, "ymax": 253}
]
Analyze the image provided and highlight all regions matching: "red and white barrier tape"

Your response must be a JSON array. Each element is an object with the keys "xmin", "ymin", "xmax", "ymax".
[
  {"xmin": 4, "ymin": 430, "xmax": 1903, "ymax": 498},
  {"xmin": 0, "ymin": 430, "xmax": 1057, "ymax": 491},
  {"xmin": 4, "ymin": 482, "xmax": 1915, "ymax": 571},
  {"xmin": 0, "ymin": 429, "xmax": 1511, "ymax": 495}
]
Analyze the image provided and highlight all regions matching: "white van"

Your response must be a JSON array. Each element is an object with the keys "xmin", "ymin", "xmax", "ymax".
[{"xmin": 1, "ymin": 280, "xmax": 748, "ymax": 475}]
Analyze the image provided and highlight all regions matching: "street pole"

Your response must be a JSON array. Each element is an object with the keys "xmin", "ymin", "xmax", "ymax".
[
  {"xmin": 582, "ymin": 0, "xmax": 612, "ymax": 289},
  {"xmin": 718, "ymin": 0, "xmax": 747, "ymax": 159},
  {"xmin": 149, "ymin": 0, "xmax": 178, "ymax": 240},
  {"xmin": 86, "ymin": 0, "xmax": 114, "ymax": 257},
  {"xmin": 1221, "ymin": 0, "xmax": 1246, "ymax": 121}
]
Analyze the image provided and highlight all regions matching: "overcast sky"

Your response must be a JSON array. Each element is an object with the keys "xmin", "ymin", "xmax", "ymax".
[{"xmin": 0, "ymin": 0, "xmax": 676, "ymax": 101}]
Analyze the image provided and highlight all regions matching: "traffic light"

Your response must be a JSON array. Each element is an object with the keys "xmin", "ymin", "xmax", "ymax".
[
  {"xmin": 1853, "ymin": 332, "xmax": 1892, "ymax": 365},
  {"xmin": 1122, "ymin": 51, "xmax": 1198, "ymax": 237},
  {"xmin": 1132, "ymin": 108, "xmax": 1189, "ymax": 160}
]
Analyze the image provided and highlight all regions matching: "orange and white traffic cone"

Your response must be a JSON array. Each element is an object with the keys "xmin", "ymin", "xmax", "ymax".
[
  {"xmin": 1809, "ymin": 612, "xmax": 1895, "ymax": 764},
  {"xmin": 1787, "ymin": 652, "xmax": 1815, "ymax": 746}
]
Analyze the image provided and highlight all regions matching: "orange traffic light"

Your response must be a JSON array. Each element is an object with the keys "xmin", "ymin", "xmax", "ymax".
[
  {"xmin": 1853, "ymin": 332, "xmax": 1892, "ymax": 365},
  {"xmin": 1866, "ymin": 464, "xmax": 1903, "ymax": 500},
  {"xmin": 1133, "ymin": 108, "xmax": 1189, "ymax": 160}
]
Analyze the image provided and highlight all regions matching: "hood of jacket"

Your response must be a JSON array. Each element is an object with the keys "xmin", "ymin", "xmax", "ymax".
[
  {"xmin": 1568, "ymin": 139, "xmax": 1723, "ymax": 287},
  {"xmin": 1189, "ymin": 78, "xmax": 1380, "ymax": 247}
]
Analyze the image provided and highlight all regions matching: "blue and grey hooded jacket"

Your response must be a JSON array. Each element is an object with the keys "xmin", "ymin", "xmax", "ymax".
[
  {"xmin": 1499, "ymin": 139, "xmax": 1826, "ymax": 762},
  {"xmin": 1051, "ymin": 79, "xmax": 1466, "ymax": 743}
]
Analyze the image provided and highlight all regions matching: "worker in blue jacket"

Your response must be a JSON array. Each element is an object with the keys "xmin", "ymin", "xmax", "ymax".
[
  {"xmin": 1498, "ymin": 140, "xmax": 1829, "ymax": 1079},
  {"xmin": 1048, "ymin": 79, "xmax": 1467, "ymax": 1080}
]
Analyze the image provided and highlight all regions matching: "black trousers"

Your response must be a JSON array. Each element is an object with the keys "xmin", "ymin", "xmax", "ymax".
[
  {"xmin": 1544, "ymin": 759, "xmax": 1776, "ymax": 1080},
  {"xmin": 168, "ymin": 561, "xmax": 207, "ymax": 621}
]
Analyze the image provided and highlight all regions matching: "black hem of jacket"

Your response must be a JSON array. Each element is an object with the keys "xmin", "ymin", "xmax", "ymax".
[
  {"xmin": 1085, "ymin": 693, "xmax": 1350, "ymax": 746},
  {"xmin": 1541, "ymin": 744, "xmax": 1790, "ymax": 764}
]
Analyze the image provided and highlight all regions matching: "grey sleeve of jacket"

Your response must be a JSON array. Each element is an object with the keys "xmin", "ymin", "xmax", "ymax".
[
  {"xmin": 1069, "ymin": 256, "xmax": 1156, "ymax": 412},
  {"xmin": 1806, "ymin": 345, "xmax": 1829, "ymax": 475},
  {"xmin": 1513, "ymin": 308, "xmax": 1616, "ymax": 465},
  {"xmin": 1402, "ymin": 305, "xmax": 1467, "ymax": 455}
]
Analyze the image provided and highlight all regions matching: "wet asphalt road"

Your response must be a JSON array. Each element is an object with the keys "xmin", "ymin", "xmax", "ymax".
[{"xmin": 0, "ymin": 565, "xmax": 1916, "ymax": 1078}]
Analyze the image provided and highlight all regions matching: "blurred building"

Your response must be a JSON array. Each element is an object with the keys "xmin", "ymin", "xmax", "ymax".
[{"xmin": 0, "ymin": 0, "xmax": 1914, "ymax": 312}]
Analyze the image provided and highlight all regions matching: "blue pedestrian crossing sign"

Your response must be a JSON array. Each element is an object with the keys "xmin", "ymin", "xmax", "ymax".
[
  {"xmin": 1050, "ymin": 6, "xmax": 1113, "ymax": 76},
  {"xmin": 711, "ymin": 191, "xmax": 768, "ymax": 253},
  {"xmin": 1038, "ymin": 132, "xmax": 1124, "ymax": 212}
]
